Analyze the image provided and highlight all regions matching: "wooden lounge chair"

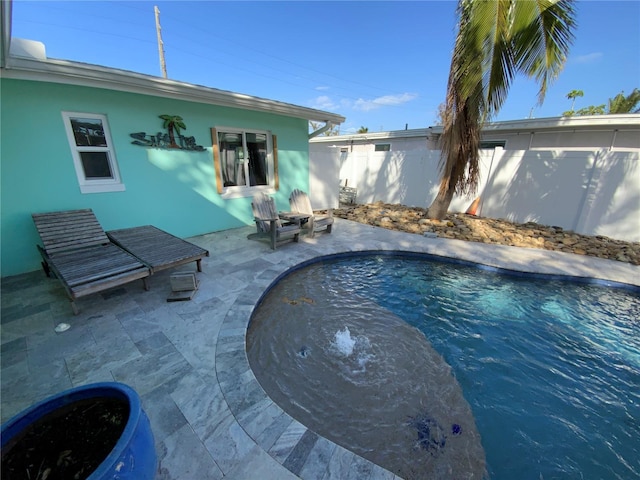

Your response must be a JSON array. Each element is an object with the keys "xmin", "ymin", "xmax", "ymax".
[
  {"xmin": 248, "ymin": 192, "xmax": 301, "ymax": 249},
  {"xmin": 32, "ymin": 209, "xmax": 151, "ymax": 314},
  {"xmin": 107, "ymin": 225, "xmax": 209, "ymax": 274},
  {"xmin": 289, "ymin": 188, "xmax": 334, "ymax": 237}
]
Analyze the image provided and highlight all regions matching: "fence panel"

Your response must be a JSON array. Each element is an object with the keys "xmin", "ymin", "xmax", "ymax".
[{"xmin": 311, "ymin": 146, "xmax": 639, "ymax": 242}]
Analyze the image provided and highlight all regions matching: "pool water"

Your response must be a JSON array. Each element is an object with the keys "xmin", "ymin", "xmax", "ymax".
[{"xmin": 248, "ymin": 254, "xmax": 640, "ymax": 479}]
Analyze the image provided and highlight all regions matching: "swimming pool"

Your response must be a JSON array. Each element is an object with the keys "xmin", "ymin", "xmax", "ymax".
[{"xmin": 247, "ymin": 253, "xmax": 640, "ymax": 479}]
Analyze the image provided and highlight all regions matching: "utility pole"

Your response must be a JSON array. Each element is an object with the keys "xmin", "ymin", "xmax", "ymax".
[{"xmin": 154, "ymin": 6, "xmax": 167, "ymax": 78}]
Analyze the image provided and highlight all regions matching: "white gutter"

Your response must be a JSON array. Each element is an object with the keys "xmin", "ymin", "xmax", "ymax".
[{"xmin": 309, "ymin": 122, "xmax": 335, "ymax": 139}]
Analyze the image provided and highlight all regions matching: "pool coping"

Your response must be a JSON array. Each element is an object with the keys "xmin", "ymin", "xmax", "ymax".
[{"xmin": 214, "ymin": 218, "xmax": 639, "ymax": 479}]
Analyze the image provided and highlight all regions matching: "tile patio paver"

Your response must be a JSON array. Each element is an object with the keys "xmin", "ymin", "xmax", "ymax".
[{"xmin": 1, "ymin": 219, "xmax": 638, "ymax": 479}]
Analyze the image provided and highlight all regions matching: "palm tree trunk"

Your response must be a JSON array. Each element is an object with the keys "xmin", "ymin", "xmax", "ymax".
[
  {"xmin": 426, "ymin": 180, "xmax": 456, "ymax": 220},
  {"xmin": 168, "ymin": 125, "xmax": 179, "ymax": 148}
]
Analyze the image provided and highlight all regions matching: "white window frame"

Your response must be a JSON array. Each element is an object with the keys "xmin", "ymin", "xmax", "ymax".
[
  {"xmin": 214, "ymin": 126, "xmax": 276, "ymax": 199},
  {"xmin": 62, "ymin": 112, "xmax": 125, "ymax": 194}
]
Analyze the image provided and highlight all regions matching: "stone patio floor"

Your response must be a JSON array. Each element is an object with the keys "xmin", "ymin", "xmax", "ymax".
[{"xmin": 2, "ymin": 218, "xmax": 638, "ymax": 479}]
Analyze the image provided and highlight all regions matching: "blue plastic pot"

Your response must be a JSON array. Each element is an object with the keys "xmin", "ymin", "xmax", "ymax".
[{"xmin": 1, "ymin": 382, "xmax": 157, "ymax": 480}]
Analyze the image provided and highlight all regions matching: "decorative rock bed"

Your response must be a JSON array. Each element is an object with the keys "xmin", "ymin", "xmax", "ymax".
[{"xmin": 335, "ymin": 202, "xmax": 640, "ymax": 265}]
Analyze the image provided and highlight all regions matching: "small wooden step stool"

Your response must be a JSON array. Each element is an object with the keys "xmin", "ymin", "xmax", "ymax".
[{"xmin": 167, "ymin": 272, "xmax": 199, "ymax": 302}]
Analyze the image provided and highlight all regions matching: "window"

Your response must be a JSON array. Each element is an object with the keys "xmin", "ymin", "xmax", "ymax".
[
  {"xmin": 479, "ymin": 140, "xmax": 506, "ymax": 149},
  {"xmin": 62, "ymin": 112, "xmax": 124, "ymax": 193},
  {"xmin": 212, "ymin": 127, "xmax": 277, "ymax": 197},
  {"xmin": 374, "ymin": 143, "xmax": 391, "ymax": 152}
]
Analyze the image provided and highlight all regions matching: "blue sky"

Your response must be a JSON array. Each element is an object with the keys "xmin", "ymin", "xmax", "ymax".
[{"xmin": 10, "ymin": 1, "xmax": 640, "ymax": 134}]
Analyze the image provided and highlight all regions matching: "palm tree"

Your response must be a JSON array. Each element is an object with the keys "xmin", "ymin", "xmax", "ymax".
[
  {"xmin": 427, "ymin": 0, "xmax": 576, "ymax": 219},
  {"xmin": 357, "ymin": 126, "xmax": 369, "ymax": 133},
  {"xmin": 575, "ymin": 104, "xmax": 606, "ymax": 116},
  {"xmin": 566, "ymin": 89, "xmax": 584, "ymax": 113},
  {"xmin": 607, "ymin": 88, "xmax": 640, "ymax": 114},
  {"xmin": 159, "ymin": 114, "xmax": 187, "ymax": 148}
]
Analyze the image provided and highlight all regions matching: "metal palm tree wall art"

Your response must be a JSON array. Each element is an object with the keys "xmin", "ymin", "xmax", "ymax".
[{"xmin": 130, "ymin": 115, "xmax": 204, "ymax": 151}]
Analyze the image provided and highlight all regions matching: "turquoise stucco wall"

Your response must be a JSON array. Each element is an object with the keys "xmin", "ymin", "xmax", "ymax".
[{"xmin": 0, "ymin": 78, "xmax": 310, "ymax": 276}]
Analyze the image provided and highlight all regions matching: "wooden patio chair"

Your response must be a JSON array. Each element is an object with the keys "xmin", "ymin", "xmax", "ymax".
[
  {"xmin": 32, "ymin": 209, "xmax": 151, "ymax": 314},
  {"xmin": 248, "ymin": 192, "xmax": 301, "ymax": 249},
  {"xmin": 289, "ymin": 188, "xmax": 334, "ymax": 237}
]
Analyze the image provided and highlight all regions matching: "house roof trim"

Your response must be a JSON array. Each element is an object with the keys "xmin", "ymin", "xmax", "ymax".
[
  {"xmin": 310, "ymin": 115, "xmax": 640, "ymax": 143},
  {"xmin": 1, "ymin": 53, "xmax": 346, "ymax": 125},
  {"xmin": 310, "ymin": 128, "xmax": 432, "ymax": 144},
  {"xmin": 474, "ymin": 115, "xmax": 640, "ymax": 134}
]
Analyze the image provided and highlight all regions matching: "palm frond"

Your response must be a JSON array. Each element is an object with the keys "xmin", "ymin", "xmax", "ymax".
[
  {"xmin": 511, "ymin": 0, "xmax": 576, "ymax": 105},
  {"xmin": 477, "ymin": 0, "xmax": 515, "ymax": 118},
  {"xmin": 439, "ymin": 75, "xmax": 482, "ymax": 196},
  {"xmin": 608, "ymin": 88, "xmax": 640, "ymax": 114}
]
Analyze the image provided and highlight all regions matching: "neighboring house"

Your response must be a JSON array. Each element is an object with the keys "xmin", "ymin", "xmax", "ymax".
[
  {"xmin": 310, "ymin": 116, "xmax": 640, "ymax": 242},
  {"xmin": 311, "ymin": 116, "xmax": 640, "ymax": 153},
  {"xmin": 0, "ymin": 17, "xmax": 344, "ymax": 276}
]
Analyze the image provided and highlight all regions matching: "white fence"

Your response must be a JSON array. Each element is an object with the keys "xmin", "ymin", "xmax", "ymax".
[{"xmin": 309, "ymin": 146, "xmax": 640, "ymax": 242}]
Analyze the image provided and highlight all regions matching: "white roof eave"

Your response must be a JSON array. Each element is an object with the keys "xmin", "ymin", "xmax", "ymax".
[
  {"xmin": 1, "ymin": 55, "xmax": 346, "ymax": 125},
  {"xmin": 310, "ymin": 128, "xmax": 432, "ymax": 143},
  {"xmin": 310, "ymin": 115, "xmax": 640, "ymax": 143},
  {"xmin": 478, "ymin": 115, "xmax": 640, "ymax": 134}
]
